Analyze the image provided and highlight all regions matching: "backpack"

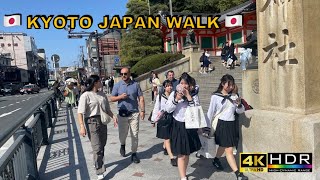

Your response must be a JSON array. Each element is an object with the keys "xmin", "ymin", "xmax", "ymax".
[{"xmin": 200, "ymin": 55, "xmax": 204, "ymax": 62}]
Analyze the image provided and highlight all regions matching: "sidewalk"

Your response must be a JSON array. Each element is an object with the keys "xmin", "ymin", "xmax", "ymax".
[{"xmin": 37, "ymin": 91, "xmax": 264, "ymax": 180}]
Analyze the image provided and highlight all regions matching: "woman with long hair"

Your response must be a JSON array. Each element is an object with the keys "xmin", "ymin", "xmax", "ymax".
[
  {"xmin": 207, "ymin": 74, "xmax": 248, "ymax": 180},
  {"xmin": 77, "ymin": 75, "xmax": 118, "ymax": 180},
  {"xmin": 151, "ymin": 72, "xmax": 161, "ymax": 104},
  {"xmin": 151, "ymin": 80, "xmax": 177, "ymax": 166},
  {"xmin": 166, "ymin": 72, "xmax": 202, "ymax": 180}
]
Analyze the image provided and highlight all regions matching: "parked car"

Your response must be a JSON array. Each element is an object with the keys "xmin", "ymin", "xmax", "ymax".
[
  {"xmin": 3, "ymin": 84, "xmax": 21, "ymax": 95},
  {"xmin": 0, "ymin": 86, "xmax": 5, "ymax": 96},
  {"xmin": 20, "ymin": 84, "xmax": 40, "ymax": 94}
]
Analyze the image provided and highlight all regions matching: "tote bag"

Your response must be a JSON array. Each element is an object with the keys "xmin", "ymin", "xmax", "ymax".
[
  {"xmin": 185, "ymin": 106, "xmax": 208, "ymax": 129},
  {"xmin": 93, "ymin": 94, "xmax": 112, "ymax": 125}
]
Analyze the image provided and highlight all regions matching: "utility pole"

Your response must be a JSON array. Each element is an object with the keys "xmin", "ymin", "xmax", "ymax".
[
  {"xmin": 147, "ymin": 0, "xmax": 151, "ymax": 15},
  {"xmin": 169, "ymin": 0, "xmax": 174, "ymax": 53},
  {"xmin": 94, "ymin": 30, "xmax": 101, "ymax": 77},
  {"xmin": 80, "ymin": 46, "xmax": 84, "ymax": 67}
]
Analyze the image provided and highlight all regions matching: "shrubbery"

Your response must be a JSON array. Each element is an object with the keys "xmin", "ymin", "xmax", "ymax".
[{"xmin": 131, "ymin": 53, "xmax": 185, "ymax": 76}]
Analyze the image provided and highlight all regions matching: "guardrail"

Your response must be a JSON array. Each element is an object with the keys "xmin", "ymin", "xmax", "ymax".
[{"xmin": 0, "ymin": 93, "xmax": 57, "ymax": 180}]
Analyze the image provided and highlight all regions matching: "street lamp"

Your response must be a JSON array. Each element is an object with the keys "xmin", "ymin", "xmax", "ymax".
[{"xmin": 169, "ymin": 0, "xmax": 174, "ymax": 53}]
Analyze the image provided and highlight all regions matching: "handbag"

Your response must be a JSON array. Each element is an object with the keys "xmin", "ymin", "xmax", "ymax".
[
  {"xmin": 99, "ymin": 105, "xmax": 112, "ymax": 125},
  {"xmin": 184, "ymin": 106, "xmax": 207, "ymax": 129},
  {"xmin": 93, "ymin": 94, "xmax": 112, "ymax": 125},
  {"xmin": 157, "ymin": 112, "xmax": 173, "ymax": 129},
  {"xmin": 209, "ymin": 101, "xmax": 232, "ymax": 137}
]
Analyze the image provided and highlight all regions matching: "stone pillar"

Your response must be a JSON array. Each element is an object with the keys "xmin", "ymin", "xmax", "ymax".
[
  {"xmin": 182, "ymin": 44, "xmax": 201, "ymax": 73},
  {"xmin": 240, "ymin": 1, "xmax": 320, "ymax": 179},
  {"xmin": 258, "ymin": 0, "xmax": 320, "ymax": 115}
]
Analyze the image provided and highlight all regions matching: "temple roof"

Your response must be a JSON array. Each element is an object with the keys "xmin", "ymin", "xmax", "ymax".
[{"xmin": 159, "ymin": 0, "xmax": 256, "ymax": 26}]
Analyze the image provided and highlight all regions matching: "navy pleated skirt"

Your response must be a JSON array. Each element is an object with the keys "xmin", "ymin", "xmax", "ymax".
[
  {"xmin": 215, "ymin": 119, "xmax": 239, "ymax": 147},
  {"xmin": 170, "ymin": 119, "xmax": 202, "ymax": 156}
]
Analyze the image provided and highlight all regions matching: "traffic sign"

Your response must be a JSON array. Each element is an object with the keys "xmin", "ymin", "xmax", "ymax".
[
  {"xmin": 51, "ymin": 54, "xmax": 60, "ymax": 62},
  {"xmin": 114, "ymin": 56, "xmax": 120, "ymax": 64}
]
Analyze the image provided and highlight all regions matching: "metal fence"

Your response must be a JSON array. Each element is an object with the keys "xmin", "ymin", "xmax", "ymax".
[{"xmin": 0, "ymin": 94, "xmax": 57, "ymax": 180}]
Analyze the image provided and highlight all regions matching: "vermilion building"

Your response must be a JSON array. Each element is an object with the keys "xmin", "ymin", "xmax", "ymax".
[{"xmin": 159, "ymin": 0, "xmax": 256, "ymax": 55}]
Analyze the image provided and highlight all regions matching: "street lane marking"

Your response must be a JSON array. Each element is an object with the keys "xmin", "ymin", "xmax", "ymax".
[
  {"xmin": 22, "ymin": 100, "xmax": 25, "ymax": 102},
  {"xmin": 8, "ymin": 104, "xmax": 13, "ymax": 106},
  {"xmin": 0, "ymin": 108, "xmax": 21, "ymax": 118},
  {"xmin": 16, "ymin": 102, "xmax": 20, "ymax": 104},
  {"xmin": 0, "ymin": 106, "xmax": 6, "ymax": 109}
]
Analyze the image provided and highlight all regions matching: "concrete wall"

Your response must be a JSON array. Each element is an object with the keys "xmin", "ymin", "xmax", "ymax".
[
  {"xmin": 242, "ymin": 69, "xmax": 260, "ymax": 109},
  {"xmin": 239, "ymin": 110, "xmax": 320, "ymax": 180},
  {"xmin": 135, "ymin": 57, "xmax": 190, "ymax": 92}
]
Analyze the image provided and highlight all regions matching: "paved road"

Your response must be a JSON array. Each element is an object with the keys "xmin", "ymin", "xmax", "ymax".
[{"xmin": 0, "ymin": 89, "xmax": 54, "ymax": 135}]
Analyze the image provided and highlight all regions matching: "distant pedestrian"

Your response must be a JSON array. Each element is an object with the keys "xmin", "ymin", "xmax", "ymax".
[
  {"xmin": 149, "ymin": 71, "xmax": 155, "ymax": 102},
  {"xmin": 105, "ymin": 78, "xmax": 110, "ymax": 94},
  {"xmin": 164, "ymin": 70, "xmax": 179, "ymax": 91},
  {"xmin": 110, "ymin": 67, "xmax": 145, "ymax": 164},
  {"xmin": 151, "ymin": 72, "xmax": 161, "ymax": 104},
  {"xmin": 77, "ymin": 75, "xmax": 117, "ymax": 180},
  {"xmin": 108, "ymin": 77, "xmax": 114, "ymax": 94},
  {"xmin": 63, "ymin": 82, "xmax": 76, "ymax": 108}
]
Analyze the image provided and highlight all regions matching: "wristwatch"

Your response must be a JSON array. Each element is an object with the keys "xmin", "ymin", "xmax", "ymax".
[{"xmin": 140, "ymin": 110, "xmax": 145, "ymax": 112}]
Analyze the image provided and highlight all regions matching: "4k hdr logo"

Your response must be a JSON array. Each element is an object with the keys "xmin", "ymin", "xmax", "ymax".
[
  {"xmin": 240, "ymin": 153, "xmax": 268, "ymax": 172},
  {"xmin": 240, "ymin": 153, "xmax": 313, "ymax": 173}
]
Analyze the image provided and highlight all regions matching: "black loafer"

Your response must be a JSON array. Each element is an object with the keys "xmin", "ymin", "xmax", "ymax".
[
  {"xmin": 170, "ymin": 158, "xmax": 177, "ymax": 167},
  {"xmin": 131, "ymin": 153, "xmax": 140, "ymax": 164},
  {"xmin": 120, "ymin": 145, "xmax": 126, "ymax": 157}
]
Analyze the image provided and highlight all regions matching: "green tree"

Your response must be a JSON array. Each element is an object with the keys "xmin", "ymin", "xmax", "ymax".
[{"xmin": 120, "ymin": 0, "xmax": 163, "ymax": 67}]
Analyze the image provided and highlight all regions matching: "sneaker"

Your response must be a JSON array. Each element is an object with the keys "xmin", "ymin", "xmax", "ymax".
[
  {"xmin": 212, "ymin": 157, "xmax": 224, "ymax": 171},
  {"xmin": 120, "ymin": 145, "xmax": 126, "ymax": 157},
  {"xmin": 131, "ymin": 153, "xmax": 140, "ymax": 163},
  {"xmin": 236, "ymin": 172, "xmax": 248, "ymax": 180},
  {"xmin": 208, "ymin": 68, "xmax": 213, "ymax": 71},
  {"xmin": 233, "ymin": 147, "xmax": 237, "ymax": 155},
  {"xmin": 97, "ymin": 174, "xmax": 104, "ymax": 180},
  {"xmin": 170, "ymin": 158, "xmax": 177, "ymax": 167},
  {"xmin": 163, "ymin": 148, "xmax": 168, "ymax": 155}
]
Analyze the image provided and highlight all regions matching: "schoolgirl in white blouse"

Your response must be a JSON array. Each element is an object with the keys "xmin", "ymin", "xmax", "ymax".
[
  {"xmin": 166, "ymin": 72, "xmax": 201, "ymax": 180},
  {"xmin": 151, "ymin": 80, "xmax": 177, "ymax": 166},
  {"xmin": 207, "ymin": 74, "xmax": 248, "ymax": 180}
]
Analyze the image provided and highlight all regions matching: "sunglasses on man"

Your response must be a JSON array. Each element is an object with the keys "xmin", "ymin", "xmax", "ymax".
[{"xmin": 120, "ymin": 73, "xmax": 128, "ymax": 76}]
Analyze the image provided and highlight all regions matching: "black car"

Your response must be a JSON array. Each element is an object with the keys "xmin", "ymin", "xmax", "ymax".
[{"xmin": 3, "ymin": 84, "xmax": 21, "ymax": 95}]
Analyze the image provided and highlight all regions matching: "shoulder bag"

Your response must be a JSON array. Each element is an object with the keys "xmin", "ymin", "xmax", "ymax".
[{"xmin": 93, "ymin": 93, "xmax": 112, "ymax": 125}]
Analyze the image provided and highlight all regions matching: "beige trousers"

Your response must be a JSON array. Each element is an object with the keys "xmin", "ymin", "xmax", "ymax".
[{"xmin": 117, "ymin": 112, "xmax": 140, "ymax": 153}]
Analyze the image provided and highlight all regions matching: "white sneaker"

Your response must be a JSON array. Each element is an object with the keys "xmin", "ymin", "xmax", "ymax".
[
  {"xmin": 208, "ymin": 68, "xmax": 213, "ymax": 71},
  {"xmin": 233, "ymin": 147, "xmax": 237, "ymax": 155},
  {"xmin": 97, "ymin": 174, "xmax": 104, "ymax": 180}
]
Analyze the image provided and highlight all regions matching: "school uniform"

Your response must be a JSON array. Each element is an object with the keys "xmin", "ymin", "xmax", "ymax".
[
  {"xmin": 207, "ymin": 93, "xmax": 244, "ymax": 147},
  {"xmin": 151, "ymin": 93, "xmax": 171, "ymax": 139},
  {"xmin": 166, "ymin": 91, "xmax": 202, "ymax": 155}
]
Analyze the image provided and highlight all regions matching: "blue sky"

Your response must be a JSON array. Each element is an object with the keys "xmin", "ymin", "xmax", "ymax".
[{"xmin": 0, "ymin": 0, "xmax": 128, "ymax": 67}]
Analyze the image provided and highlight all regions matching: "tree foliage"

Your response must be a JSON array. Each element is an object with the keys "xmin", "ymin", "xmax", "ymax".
[
  {"xmin": 120, "ymin": 0, "xmax": 249, "ymax": 66},
  {"xmin": 120, "ymin": 0, "xmax": 164, "ymax": 67}
]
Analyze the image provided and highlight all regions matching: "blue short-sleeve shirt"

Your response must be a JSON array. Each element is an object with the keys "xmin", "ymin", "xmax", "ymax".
[{"xmin": 111, "ymin": 80, "xmax": 143, "ymax": 112}]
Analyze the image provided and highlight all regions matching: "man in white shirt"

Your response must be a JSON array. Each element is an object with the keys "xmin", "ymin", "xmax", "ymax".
[{"xmin": 105, "ymin": 78, "xmax": 110, "ymax": 94}]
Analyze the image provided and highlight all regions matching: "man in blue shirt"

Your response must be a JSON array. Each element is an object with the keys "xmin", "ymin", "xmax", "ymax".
[
  {"xmin": 165, "ymin": 70, "xmax": 179, "ymax": 91},
  {"xmin": 110, "ymin": 67, "xmax": 145, "ymax": 163}
]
